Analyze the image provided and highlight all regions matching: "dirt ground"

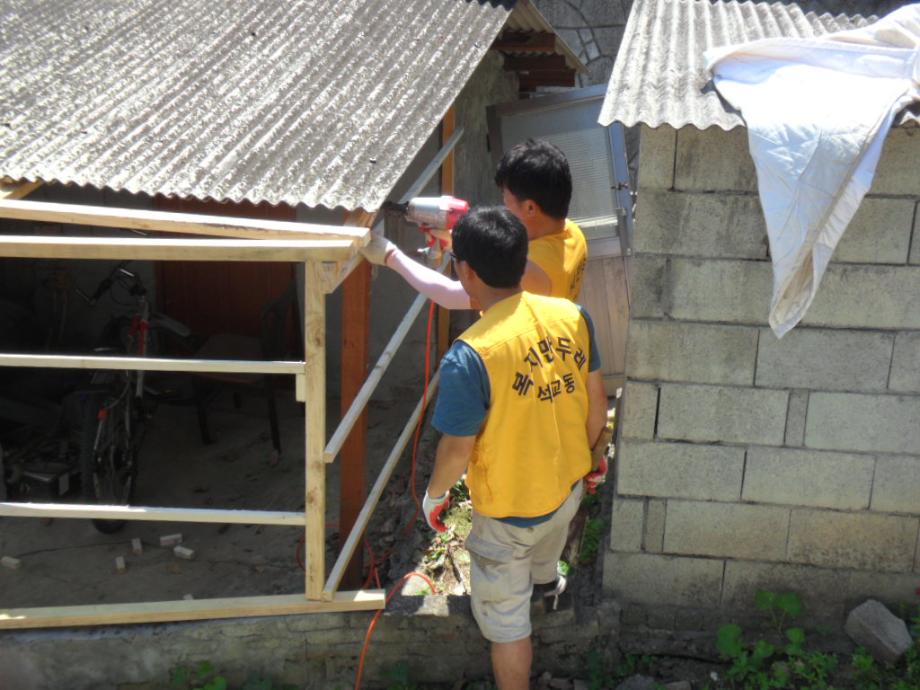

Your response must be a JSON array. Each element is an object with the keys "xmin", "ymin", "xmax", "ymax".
[{"xmin": 0, "ymin": 391, "xmax": 422, "ymax": 609}]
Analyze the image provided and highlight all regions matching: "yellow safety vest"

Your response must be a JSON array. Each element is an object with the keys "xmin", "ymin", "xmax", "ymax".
[
  {"xmin": 458, "ymin": 291, "xmax": 592, "ymax": 518},
  {"xmin": 528, "ymin": 219, "xmax": 587, "ymax": 301}
]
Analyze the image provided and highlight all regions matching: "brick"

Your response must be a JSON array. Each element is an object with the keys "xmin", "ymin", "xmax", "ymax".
[
  {"xmin": 871, "ymin": 128, "xmax": 920, "ymax": 196},
  {"xmin": 638, "ymin": 125, "xmax": 676, "ymax": 190},
  {"xmin": 722, "ymin": 560, "xmax": 848, "ymax": 621},
  {"xmin": 890, "ymin": 332, "xmax": 920, "ymax": 392},
  {"xmin": 664, "ymin": 500, "xmax": 789, "ymax": 561},
  {"xmin": 634, "ymin": 190, "xmax": 767, "ymax": 259},
  {"xmin": 834, "ymin": 197, "xmax": 915, "ymax": 264},
  {"xmin": 114, "ymin": 556, "xmax": 126, "ymax": 573},
  {"xmin": 871, "ymin": 455, "xmax": 920, "ymax": 514},
  {"xmin": 1, "ymin": 556, "xmax": 21, "ymax": 570},
  {"xmin": 644, "ymin": 499, "xmax": 666, "ymax": 553},
  {"xmin": 658, "ymin": 384, "xmax": 788, "ymax": 445},
  {"xmin": 743, "ymin": 447, "xmax": 874, "ymax": 510},
  {"xmin": 621, "ymin": 382, "xmax": 658, "ymax": 440},
  {"xmin": 173, "ymin": 545, "xmax": 195, "ymax": 560},
  {"xmin": 668, "ymin": 258, "xmax": 772, "ymax": 324},
  {"xmin": 611, "ymin": 499, "xmax": 644, "ymax": 552},
  {"xmin": 674, "ymin": 126, "xmax": 758, "ymax": 192},
  {"xmin": 756, "ymin": 329, "xmax": 893, "ymax": 392},
  {"xmin": 805, "ymin": 392, "xmax": 920, "ymax": 455},
  {"xmin": 130, "ymin": 538, "xmax": 143, "ymax": 556},
  {"xmin": 602, "ymin": 551, "xmax": 724, "ymax": 607},
  {"xmin": 629, "ymin": 255, "xmax": 668, "ymax": 318},
  {"xmin": 803, "ymin": 265, "xmax": 920, "ymax": 330},
  {"xmin": 628, "ymin": 321, "xmax": 758, "ymax": 385},
  {"xmin": 784, "ymin": 390, "xmax": 808, "ymax": 446},
  {"xmin": 618, "ymin": 440, "xmax": 744, "ymax": 501},
  {"xmin": 159, "ymin": 533, "xmax": 182, "ymax": 547},
  {"xmin": 788, "ymin": 509, "xmax": 919, "ymax": 572}
]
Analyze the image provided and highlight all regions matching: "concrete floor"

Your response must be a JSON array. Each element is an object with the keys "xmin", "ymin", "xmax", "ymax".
[{"xmin": 0, "ymin": 390, "xmax": 420, "ymax": 609}]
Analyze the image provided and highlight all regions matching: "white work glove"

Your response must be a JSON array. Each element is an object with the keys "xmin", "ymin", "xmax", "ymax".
[
  {"xmin": 422, "ymin": 491, "xmax": 450, "ymax": 533},
  {"xmin": 361, "ymin": 232, "xmax": 397, "ymax": 266}
]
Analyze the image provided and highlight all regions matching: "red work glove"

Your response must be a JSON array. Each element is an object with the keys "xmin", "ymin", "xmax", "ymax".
[
  {"xmin": 422, "ymin": 491, "xmax": 450, "ymax": 533},
  {"xmin": 585, "ymin": 455, "xmax": 608, "ymax": 495}
]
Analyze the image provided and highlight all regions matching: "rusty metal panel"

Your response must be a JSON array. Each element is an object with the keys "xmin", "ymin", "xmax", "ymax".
[
  {"xmin": 599, "ymin": 0, "xmax": 918, "ymax": 130},
  {"xmin": 0, "ymin": 0, "xmax": 513, "ymax": 211}
]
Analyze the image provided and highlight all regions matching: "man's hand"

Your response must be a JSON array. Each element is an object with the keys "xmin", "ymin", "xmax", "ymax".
[
  {"xmin": 422, "ymin": 491, "xmax": 450, "ymax": 533},
  {"xmin": 585, "ymin": 455, "xmax": 607, "ymax": 494},
  {"xmin": 361, "ymin": 233, "xmax": 397, "ymax": 265}
]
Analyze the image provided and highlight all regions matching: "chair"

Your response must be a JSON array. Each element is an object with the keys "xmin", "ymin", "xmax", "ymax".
[{"xmin": 192, "ymin": 282, "xmax": 298, "ymax": 463}]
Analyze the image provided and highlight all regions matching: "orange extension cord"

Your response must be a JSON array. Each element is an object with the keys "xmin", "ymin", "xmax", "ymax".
[{"xmin": 294, "ymin": 300, "xmax": 440, "ymax": 689}]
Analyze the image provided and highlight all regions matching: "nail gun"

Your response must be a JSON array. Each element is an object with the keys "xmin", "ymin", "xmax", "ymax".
[{"xmin": 382, "ymin": 196, "xmax": 470, "ymax": 264}]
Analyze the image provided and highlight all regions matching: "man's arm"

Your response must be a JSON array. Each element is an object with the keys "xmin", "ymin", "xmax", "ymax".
[
  {"xmin": 427, "ymin": 433, "xmax": 476, "ymax": 498},
  {"xmin": 585, "ymin": 369, "xmax": 608, "ymax": 452}
]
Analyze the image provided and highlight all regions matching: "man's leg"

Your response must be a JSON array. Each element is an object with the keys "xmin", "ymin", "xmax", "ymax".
[{"xmin": 492, "ymin": 636, "xmax": 532, "ymax": 690}]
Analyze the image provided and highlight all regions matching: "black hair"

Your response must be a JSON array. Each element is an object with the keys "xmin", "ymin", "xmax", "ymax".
[
  {"xmin": 494, "ymin": 138, "xmax": 572, "ymax": 219},
  {"xmin": 451, "ymin": 206, "xmax": 528, "ymax": 289}
]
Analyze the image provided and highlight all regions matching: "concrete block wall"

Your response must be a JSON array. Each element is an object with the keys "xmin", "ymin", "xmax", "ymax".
[{"xmin": 605, "ymin": 124, "xmax": 920, "ymax": 629}]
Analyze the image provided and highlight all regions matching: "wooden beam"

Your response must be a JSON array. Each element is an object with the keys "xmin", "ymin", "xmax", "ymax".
[
  {"xmin": 438, "ymin": 108, "xmax": 456, "ymax": 363},
  {"xmin": 0, "ymin": 234, "xmax": 356, "ymax": 262},
  {"xmin": 339, "ymin": 210, "xmax": 374, "ymax": 588},
  {"xmin": 492, "ymin": 31, "xmax": 557, "ymax": 53},
  {"xmin": 0, "ymin": 352, "xmax": 303, "ymax": 375},
  {"xmin": 0, "ymin": 180, "xmax": 41, "ymax": 200},
  {"xmin": 303, "ymin": 261, "xmax": 327, "ymax": 600},
  {"xmin": 502, "ymin": 54, "xmax": 568, "ymax": 71},
  {"xmin": 517, "ymin": 70, "xmax": 577, "ymax": 89},
  {"xmin": 0, "ymin": 199, "xmax": 368, "ymax": 243},
  {"xmin": 0, "ymin": 591, "xmax": 384, "ymax": 630},
  {"xmin": 0, "ymin": 502, "xmax": 305, "ymax": 527}
]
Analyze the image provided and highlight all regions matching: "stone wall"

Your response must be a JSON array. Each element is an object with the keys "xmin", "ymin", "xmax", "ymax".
[
  {"xmin": 0, "ymin": 595, "xmax": 620, "ymax": 689},
  {"xmin": 605, "ymin": 124, "xmax": 920, "ymax": 633}
]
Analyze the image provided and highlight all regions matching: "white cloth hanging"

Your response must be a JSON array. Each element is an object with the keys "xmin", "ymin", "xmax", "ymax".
[{"xmin": 705, "ymin": 4, "xmax": 920, "ymax": 337}]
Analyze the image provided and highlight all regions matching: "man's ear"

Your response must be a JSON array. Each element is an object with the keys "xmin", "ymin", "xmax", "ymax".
[{"xmin": 523, "ymin": 199, "xmax": 540, "ymax": 218}]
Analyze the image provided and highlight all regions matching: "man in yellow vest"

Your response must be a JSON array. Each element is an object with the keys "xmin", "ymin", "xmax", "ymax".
[
  {"xmin": 422, "ymin": 207, "xmax": 608, "ymax": 690},
  {"xmin": 361, "ymin": 139, "xmax": 588, "ymax": 305}
]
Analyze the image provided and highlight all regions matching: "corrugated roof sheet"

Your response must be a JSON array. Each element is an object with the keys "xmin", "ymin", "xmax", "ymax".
[
  {"xmin": 599, "ymin": 0, "xmax": 920, "ymax": 130},
  {"xmin": 0, "ymin": 0, "xmax": 516, "ymax": 211}
]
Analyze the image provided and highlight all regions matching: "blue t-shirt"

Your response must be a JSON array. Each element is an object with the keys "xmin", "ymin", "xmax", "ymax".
[{"xmin": 431, "ymin": 306, "xmax": 601, "ymax": 525}]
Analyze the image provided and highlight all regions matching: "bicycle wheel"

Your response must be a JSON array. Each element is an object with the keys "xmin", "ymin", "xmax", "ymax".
[{"xmin": 78, "ymin": 386, "xmax": 142, "ymax": 534}]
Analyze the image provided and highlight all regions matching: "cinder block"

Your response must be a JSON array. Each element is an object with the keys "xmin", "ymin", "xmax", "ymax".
[
  {"xmin": 621, "ymin": 382, "xmax": 658, "ymax": 440},
  {"xmin": 602, "ymin": 551, "xmax": 724, "ymax": 607},
  {"xmin": 784, "ymin": 390, "xmax": 808, "ymax": 446},
  {"xmin": 638, "ymin": 125, "xmax": 677, "ymax": 190},
  {"xmin": 658, "ymin": 384, "xmax": 788, "ymax": 446},
  {"xmin": 629, "ymin": 255, "xmax": 668, "ymax": 318},
  {"xmin": 674, "ymin": 126, "xmax": 758, "ymax": 192},
  {"xmin": 611, "ymin": 498, "xmax": 644, "ymax": 552},
  {"xmin": 805, "ymin": 392, "xmax": 920, "ymax": 455},
  {"xmin": 756, "ymin": 328, "xmax": 893, "ymax": 392},
  {"xmin": 872, "ymin": 128, "xmax": 920, "ymax": 196},
  {"xmin": 890, "ymin": 332, "xmax": 920, "ymax": 393},
  {"xmin": 627, "ymin": 321, "xmax": 758, "ymax": 385},
  {"xmin": 846, "ymin": 570, "xmax": 920, "ymax": 610},
  {"xmin": 834, "ymin": 197, "xmax": 914, "ymax": 264},
  {"xmin": 634, "ymin": 191, "xmax": 767, "ymax": 259},
  {"xmin": 803, "ymin": 265, "xmax": 920, "ymax": 330},
  {"xmin": 664, "ymin": 500, "xmax": 789, "ymax": 561},
  {"xmin": 742, "ymin": 447, "xmax": 874, "ymax": 510},
  {"xmin": 722, "ymin": 560, "xmax": 847, "ymax": 620},
  {"xmin": 871, "ymin": 455, "xmax": 920, "ymax": 514},
  {"xmin": 668, "ymin": 258, "xmax": 773, "ymax": 324},
  {"xmin": 788, "ymin": 508, "xmax": 919, "ymax": 572},
  {"xmin": 911, "ymin": 204, "xmax": 920, "ymax": 265},
  {"xmin": 644, "ymin": 499, "xmax": 666, "ymax": 553},
  {"xmin": 618, "ymin": 440, "xmax": 744, "ymax": 501}
]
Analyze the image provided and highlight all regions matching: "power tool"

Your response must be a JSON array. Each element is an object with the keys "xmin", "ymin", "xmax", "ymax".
[{"xmin": 382, "ymin": 196, "xmax": 470, "ymax": 263}]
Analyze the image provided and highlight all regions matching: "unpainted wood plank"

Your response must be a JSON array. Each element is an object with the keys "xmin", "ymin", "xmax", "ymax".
[
  {"xmin": 0, "ymin": 502, "xmax": 305, "ymax": 527},
  {"xmin": 0, "ymin": 180, "xmax": 41, "ymax": 200},
  {"xmin": 0, "ymin": 353, "xmax": 303, "ymax": 375},
  {"xmin": 0, "ymin": 591, "xmax": 384, "ymax": 630}
]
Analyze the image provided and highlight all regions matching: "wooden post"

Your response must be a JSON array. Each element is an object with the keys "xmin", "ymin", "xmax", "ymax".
[
  {"xmin": 339, "ymin": 210, "xmax": 374, "ymax": 587},
  {"xmin": 437, "ymin": 108, "xmax": 456, "ymax": 362},
  {"xmin": 303, "ymin": 261, "xmax": 327, "ymax": 600}
]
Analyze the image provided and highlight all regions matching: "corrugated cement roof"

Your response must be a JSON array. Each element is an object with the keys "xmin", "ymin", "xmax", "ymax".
[
  {"xmin": 0, "ymin": 0, "xmax": 516, "ymax": 211},
  {"xmin": 599, "ymin": 0, "xmax": 919, "ymax": 130}
]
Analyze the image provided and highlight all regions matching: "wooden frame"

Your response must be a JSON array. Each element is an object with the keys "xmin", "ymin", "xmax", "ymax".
[{"xmin": 0, "ymin": 200, "xmax": 388, "ymax": 627}]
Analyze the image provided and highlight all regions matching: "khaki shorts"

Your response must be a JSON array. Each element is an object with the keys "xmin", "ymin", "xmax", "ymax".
[{"xmin": 464, "ymin": 482, "xmax": 583, "ymax": 643}]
